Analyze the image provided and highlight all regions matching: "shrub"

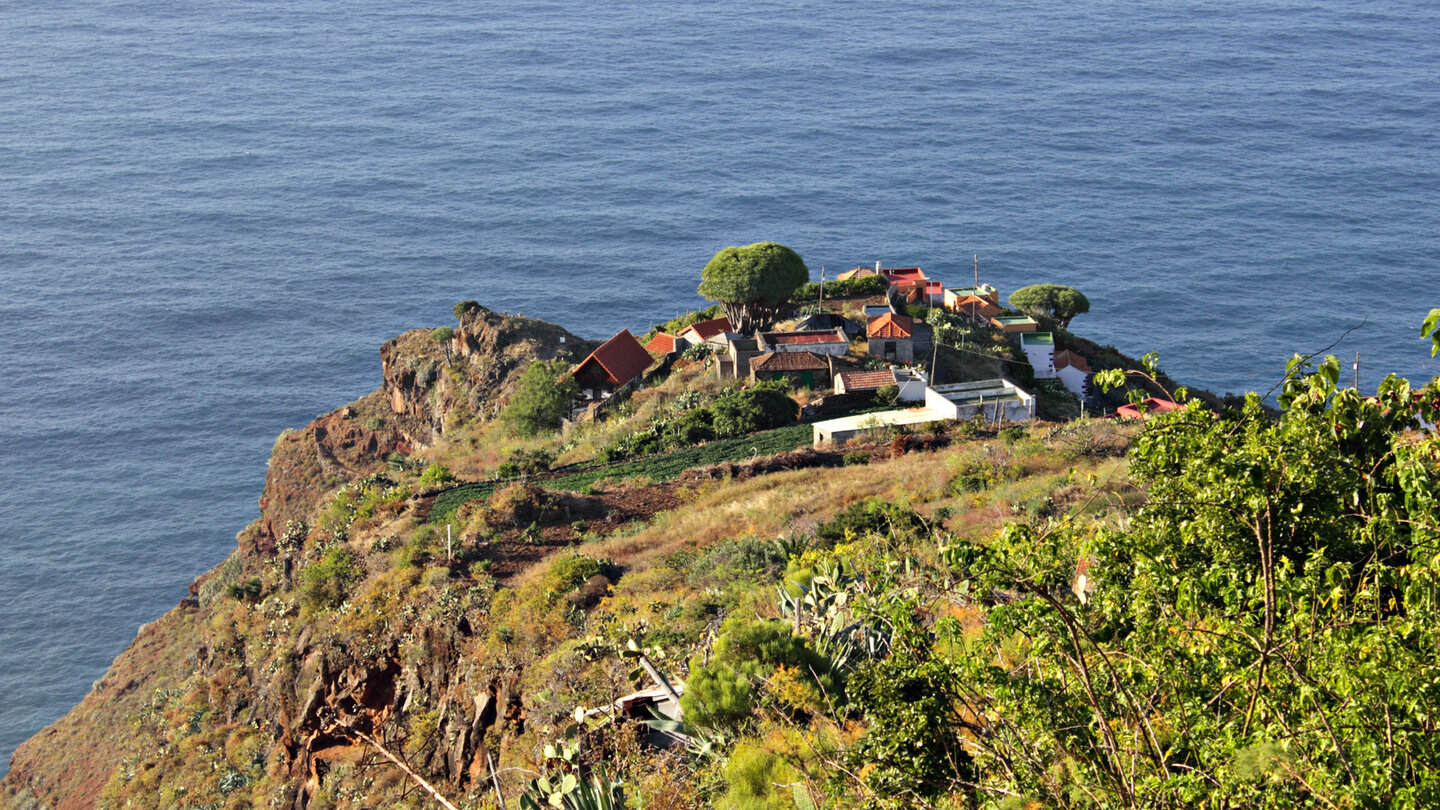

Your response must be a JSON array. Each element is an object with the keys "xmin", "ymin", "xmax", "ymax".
[
  {"xmin": 681, "ymin": 618, "xmax": 837, "ymax": 730},
  {"xmin": 711, "ymin": 383, "xmax": 799, "ymax": 438},
  {"xmin": 815, "ymin": 498, "xmax": 927, "ymax": 548},
  {"xmin": 429, "ymin": 326, "xmax": 454, "ymax": 344},
  {"xmin": 504, "ymin": 359, "xmax": 580, "ymax": 436},
  {"xmin": 496, "ymin": 447, "xmax": 555, "ymax": 479},
  {"xmin": 542, "ymin": 554, "xmax": 614, "ymax": 600},
  {"xmin": 227, "ymin": 577, "xmax": 263, "ymax": 603},
  {"xmin": 453, "ymin": 300, "xmax": 480, "ymax": 321},
  {"xmin": 848, "ymin": 651, "xmax": 973, "ymax": 801},
  {"xmin": 417, "ymin": 462, "xmax": 456, "ymax": 489},
  {"xmin": 300, "ymin": 547, "xmax": 362, "ymax": 611}
]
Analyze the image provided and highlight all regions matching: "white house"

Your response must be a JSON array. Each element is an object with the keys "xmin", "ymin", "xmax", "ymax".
[
  {"xmin": 1052, "ymin": 350, "xmax": 1091, "ymax": 400},
  {"xmin": 1021, "ymin": 332, "xmax": 1056, "ymax": 379}
]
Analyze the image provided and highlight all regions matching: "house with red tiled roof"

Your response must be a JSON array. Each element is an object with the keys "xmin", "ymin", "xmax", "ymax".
[
  {"xmin": 880, "ymin": 267, "xmax": 944, "ymax": 306},
  {"xmin": 948, "ymin": 294, "xmax": 1002, "ymax": 322},
  {"xmin": 1108, "ymin": 397, "xmax": 1182, "ymax": 420},
  {"xmin": 679, "ymin": 316, "xmax": 734, "ymax": 346},
  {"xmin": 645, "ymin": 332, "xmax": 685, "ymax": 356},
  {"xmin": 757, "ymin": 328, "xmax": 848, "ymax": 356},
  {"xmin": 572, "ymin": 330, "xmax": 654, "ymax": 401},
  {"xmin": 834, "ymin": 367, "xmax": 928, "ymax": 401},
  {"xmin": 749, "ymin": 351, "xmax": 833, "ymax": 389},
  {"xmin": 1052, "ymin": 350, "xmax": 1092, "ymax": 400},
  {"xmin": 867, "ymin": 313, "xmax": 914, "ymax": 363}
]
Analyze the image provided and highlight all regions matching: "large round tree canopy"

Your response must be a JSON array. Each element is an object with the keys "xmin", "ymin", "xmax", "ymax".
[
  {"xmin": 698, "ymin": 241, "xmax": 809, "ymax": 333},
  {"xmin": 1008, "ymin": 283, "xmax": 1090, "ymax": 328}
]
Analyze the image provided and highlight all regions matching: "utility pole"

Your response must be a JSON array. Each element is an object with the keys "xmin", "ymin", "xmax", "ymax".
[
  {"xmin": 974, "ymin": 254, "xmax": 979, "ymax": 289},
  {"xmin": 818, "ymin": 266, "xmax": 825, "ymax": 307},
  {"xmin": 1354, "ymin": 351, "xmax": 1360, "ymax": 390}
]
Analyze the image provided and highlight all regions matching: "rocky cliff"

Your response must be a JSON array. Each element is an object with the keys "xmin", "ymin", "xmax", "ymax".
[{"xmin": 1, "ymin": 306, "xmax": 589, "ymax": 810}]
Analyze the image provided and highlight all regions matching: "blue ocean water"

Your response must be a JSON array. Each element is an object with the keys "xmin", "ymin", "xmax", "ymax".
[{"xmin": 1, "ymin": 0, "xmax": 1437, "ymax": 770}]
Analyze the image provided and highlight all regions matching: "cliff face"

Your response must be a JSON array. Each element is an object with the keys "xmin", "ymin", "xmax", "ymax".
[
  {"xmin": 381, "ymin": 305, "xmax": 593, "ymax": 448},
  {"xmin": 0, "ymin": 306, "xmax": 588, "ymax": 810}
]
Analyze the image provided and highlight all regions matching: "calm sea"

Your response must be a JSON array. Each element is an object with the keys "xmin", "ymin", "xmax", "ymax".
[{"xmin": 2, "ymin": 0, "xmax": 1437, "ymax": 769}]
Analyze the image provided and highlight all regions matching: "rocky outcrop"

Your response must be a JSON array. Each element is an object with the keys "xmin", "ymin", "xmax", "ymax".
[
  {"xmin": 250, "ymin": 391, "xmax": 414, "ymax": 555},
  {"xmin": 381, "ymin": 305, "xmax": 592, "ymax": 448}
]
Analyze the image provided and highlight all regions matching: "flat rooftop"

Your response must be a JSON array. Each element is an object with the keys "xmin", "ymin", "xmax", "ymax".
[
  {"xmin": 813, "ymin": 407, "xmax": 949, "ymax": 434},
  {"xmin": 1021, "ymin": 332, "xmax": 1054, "ymax": 346}
]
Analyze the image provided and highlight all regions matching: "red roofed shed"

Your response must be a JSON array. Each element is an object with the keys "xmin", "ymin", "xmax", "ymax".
[
  {"xmin": 646, "ymin": 332, "xmax": 684, "ymax": 355},
  {"xmin": 680, "ymin": 316, "xmax": 733, "ymax": 344},
  {"xmin": 573, "ymin": 330, "xmax": 654, "ymax": 400}
]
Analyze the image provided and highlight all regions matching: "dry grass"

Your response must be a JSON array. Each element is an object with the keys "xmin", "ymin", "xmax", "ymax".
[{"xmin": 531, "ymin": 433, "xmax": 1137, "ymax": 578}]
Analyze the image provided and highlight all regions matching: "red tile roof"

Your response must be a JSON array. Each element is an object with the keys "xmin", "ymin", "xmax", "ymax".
[
  {"xmin": 645, "ymin": 332, "xmax": 683, "ymax": 354},
  {"xmin": 881, "ymin": 267, "xmax": 927, "ymax": 283},
  {"xmin": 1113, "ymin": 398, "xmax": 1181, "ymax": 420},
  {"xmin": 762, "ymin": 330, "xmax": 846, "ymax": 345},
  {"xmin": 751, "ymin": 351, "xmax": 830, "ymax": 372},
  {"xmin": 952, "ymin": 295, "xmax": 1001, "ymax": 317},
  {"xmin": 573, "ymin": 330, "xmax": 653, "ymax": 387},
  {"xmin": 867, "ymin": 312, "xmax": 914, "ymax": 339},
  {"xmin": 836, "ymin": 369, "xmax": 898, "ymax": 391},
  {"xmin": 1053, "ymin": 350, "xmax": 1091, "ymax": 373},
  {"xmin": 680, "ymin": 316, "xmax": 733, "ymax": 341}
]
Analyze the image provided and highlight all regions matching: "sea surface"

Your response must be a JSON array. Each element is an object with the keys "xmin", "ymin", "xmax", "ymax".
[{"xmin": 1, "ymin": 0, "xmax": 1437, "ymax": 771}]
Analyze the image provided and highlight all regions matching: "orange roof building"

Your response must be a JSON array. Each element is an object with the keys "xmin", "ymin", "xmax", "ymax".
[
  {"xmin": 950, "ymin": 294, "xmax": 1002, "ymax": 320},
  {"xmin": 573, "ymin": 330, "xmax": 654, "ymax": 399},
  {"xmin": 866, "ymin": 312, "xmax": 914, "ymax": 339},
  {"xmin": 867, "ymin": 313, "xmax": 915, "ymax": 363},
  {"xmin": 1111, "ymin": 398, "xmax": 1181, "ymax": 420},
  {"xmin": 645, "ymin": 332, "xmax": 684, "ymax": 355},
  {"xmin": 679, "ymin": 316, "xmax": 734, "ymax": 344},
  {"xmin": 1053, "ymin": 350, "xmax": 1090, "ymax": 373}
]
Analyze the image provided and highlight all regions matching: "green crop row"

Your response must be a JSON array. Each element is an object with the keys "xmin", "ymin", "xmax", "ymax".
[{"xmin": 428, "ymin": 423, "xmax": 812, "ymax": 524}]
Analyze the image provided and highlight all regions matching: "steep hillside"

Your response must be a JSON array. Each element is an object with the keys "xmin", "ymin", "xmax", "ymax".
[{"xmin": 6, "ymin": 303, "xmax": 1438, "ymax": 810}]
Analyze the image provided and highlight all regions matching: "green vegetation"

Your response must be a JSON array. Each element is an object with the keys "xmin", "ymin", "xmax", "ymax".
[
  {"xmin": 300, "ymin": 546, "xmax": 362, "ymax": 611},
  {"xmin": 698, "ymin": 241, "xmax": 809, "ymax": 333},
  {"xmin": 429, "ymin": 422, "xmax": 813, "ymax": 523},
  {"xmin": 31, "ymin": 297, "xmax": 1440, "ymax": 810},
  {"xmin": 1008, "ymin": 282, "xmax": 1091, "ymax": 326},
  {"xmin": 789, "ymin": 274, "xmax": 887, "ymax": 304},
  {"xmin": 505, "ymin": 358, "xmax": 580, "ymax": 436}
]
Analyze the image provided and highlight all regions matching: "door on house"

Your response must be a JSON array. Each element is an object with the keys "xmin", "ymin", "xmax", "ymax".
[
  {"xmin": 884, "ymin": 341, "xmax": 896, "ymax": 358},
  {"xmin": 800, "ymin": 370, "xmax": 814, "ymax": 389}
]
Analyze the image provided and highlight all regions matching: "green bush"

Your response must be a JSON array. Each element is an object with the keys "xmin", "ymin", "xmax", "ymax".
[
  {"xmin": 417, "ymin": 463, "xmax": 456, "ymax": 489},
  {"xmin": 504, "ymin": 359, "xmax": 580, "ymax": 436},
  {"xmin": 453, "ymin": 300, "xmax": 480, "ymax": 321},
  {"xmin": 711, "ymin": 383, "xmax": 798, "ymax": 438},
  {"xmin": 496, "ymin": 447, "xmax": 555, "ymax": 479},
  {"xmin": 300, "ymin": 547, "xmax": 362, "ymax": 611},
  {"xmin": 815, "ymin": 498, "xmax": 927, "ymax": 548},
  {"xmin": 681, "ymin": 618, "xmax": 838, "ymax": 730},
  {"xmin": 789, "ymin": 274, "xmax": 887, "ymax": 303},
  {"xmin": 430, "ymin": 326, "xmax": 454, "ymax": 344},
  {"xmin": 721, "ymin": 744, "xmax": 803, "ymax": 810},
  {"xmin": 542, "ymin": 554, "xmax": 614, "ymax": 598},
  {"xmin": 848, "ymin": 651, "xmax": 973, "ymax": 801}
]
